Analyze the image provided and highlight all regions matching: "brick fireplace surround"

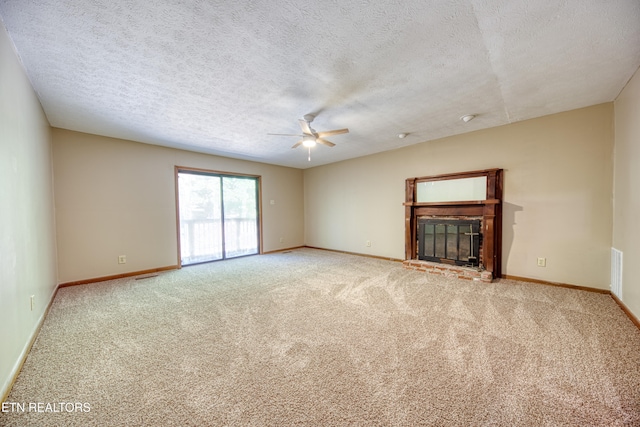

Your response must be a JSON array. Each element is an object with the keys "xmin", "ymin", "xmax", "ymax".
[{"xmin": 403, "ymin": 169, "xmax": 503, "ymax": 283}]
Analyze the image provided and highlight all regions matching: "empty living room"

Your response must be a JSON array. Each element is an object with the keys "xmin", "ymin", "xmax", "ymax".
[{"xmin": 1, "ymin": 1, "xmax": 639, "ymax": 425}]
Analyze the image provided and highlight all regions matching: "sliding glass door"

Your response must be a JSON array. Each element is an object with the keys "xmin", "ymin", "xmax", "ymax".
[
  {"xmin": 222, "ymin": 176, "xmax": 259, "ymax": 258},
  {"xmin": 177, "ymin": 169, "xmax": 259, "ymax": 266}
]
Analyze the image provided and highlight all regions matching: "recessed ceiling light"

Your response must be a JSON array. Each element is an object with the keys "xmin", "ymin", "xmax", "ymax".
[{"xmin": 460, "ymin": 114, "xmax": 475, "ymax": 123}]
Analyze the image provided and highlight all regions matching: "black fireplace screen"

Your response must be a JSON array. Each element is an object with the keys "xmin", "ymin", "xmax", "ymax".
[{"xmin": 418, "ymin": 219, "xmax": 481, "ymax": 267}]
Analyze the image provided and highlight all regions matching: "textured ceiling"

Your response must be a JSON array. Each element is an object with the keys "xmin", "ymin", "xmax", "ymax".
[{"xmin": 1, "ymin": 0, "xmax": 639, "ymax": 169}]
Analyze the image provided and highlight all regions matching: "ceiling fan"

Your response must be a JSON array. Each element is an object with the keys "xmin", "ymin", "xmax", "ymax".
[{"xmin": 268, "ymin": 114, "xmax": 349, "ymax": 161}]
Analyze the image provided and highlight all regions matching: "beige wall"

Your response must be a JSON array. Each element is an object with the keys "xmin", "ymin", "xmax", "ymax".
[
  {"xmin": 0, "ymin": 23, "xmax": 58, "ymax": 398},
  {"xmin": 304, "ymin": 104, "xmax": 614, "ymax": 289},
  {"xmin": 613, "ymin": 66, "xmax": 640, "ymax": 319},
  {"xmin": 52, "ymin": 129, "xmax": 304, "ymax": 283}
]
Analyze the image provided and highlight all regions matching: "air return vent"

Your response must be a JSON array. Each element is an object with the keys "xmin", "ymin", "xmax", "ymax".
[{"xmin": 611, "ymin": 248, "xmax": 623, "ymax": 299}]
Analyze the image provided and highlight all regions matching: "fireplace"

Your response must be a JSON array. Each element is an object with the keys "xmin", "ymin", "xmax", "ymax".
[
  {"xmin": 418, "ymin": 218, "xmax": 481, "ymax": 267},
  {"xmin": 404, "ymin": 169, "xmax": 503, "ymax": 281}
]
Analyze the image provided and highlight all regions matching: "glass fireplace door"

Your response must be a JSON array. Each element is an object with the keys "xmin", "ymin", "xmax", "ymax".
[{"xmin": 418, "ymin": 219, "xmax": 480, "ymax": 267}]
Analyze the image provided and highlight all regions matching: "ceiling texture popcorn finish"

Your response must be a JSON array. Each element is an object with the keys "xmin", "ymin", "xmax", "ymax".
[{"xmin": 0, "ymin": 0, "xmax": 639, "ymax": 169}]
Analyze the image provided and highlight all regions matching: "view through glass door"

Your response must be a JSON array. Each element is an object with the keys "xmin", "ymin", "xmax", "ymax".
[{"xmin": 177, "ymin": 169, "xmax": 260, "ymax": 266}]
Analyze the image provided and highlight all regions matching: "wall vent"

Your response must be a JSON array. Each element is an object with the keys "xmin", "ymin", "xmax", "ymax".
[{"xmin": 611, "ymin": 248, "xmax": 623, "ymax": 299}]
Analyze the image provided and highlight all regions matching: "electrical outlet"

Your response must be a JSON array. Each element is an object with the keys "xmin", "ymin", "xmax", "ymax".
[
  {"xmin": 366, "ymin": 240, "xmax": 371, "ymax": 247},
  {"xmin": 537, "ymin": 257, "xmax": 546, "ymax": 267},
  {"xmin": 30, "ymin": 295, "xmax": 35, "ymax": 311},
  {"xmin": 118, "ymin": 255, "xmax": 127, "ymax": 264},
  {"xmin": 279, "ymin": 237, "xmax": 284, "ymax": 243}
]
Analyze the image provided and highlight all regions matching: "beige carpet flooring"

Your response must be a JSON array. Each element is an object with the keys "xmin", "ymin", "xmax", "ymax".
[{"xmin": 2, "ymin": 248, "xmax": 640, "ymax": 426}]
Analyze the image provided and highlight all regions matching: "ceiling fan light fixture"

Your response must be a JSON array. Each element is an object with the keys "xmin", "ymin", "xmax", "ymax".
[{"xmin": 302, "ymin": 135, "xmax": 317, "ymax": 147}]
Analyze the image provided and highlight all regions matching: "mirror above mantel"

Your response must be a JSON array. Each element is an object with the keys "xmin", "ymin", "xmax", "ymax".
[{"xmin": 416, "ymin": 175, "xmax": 487, "ymax": 203}]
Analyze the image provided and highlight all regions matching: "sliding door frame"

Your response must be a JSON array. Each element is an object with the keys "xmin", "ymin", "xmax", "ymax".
[{"xmin": 174, "ymin": 166, "xmax": 263, "ymax": 268}]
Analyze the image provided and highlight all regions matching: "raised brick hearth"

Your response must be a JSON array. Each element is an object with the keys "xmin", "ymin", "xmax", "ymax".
[{"xmin": 403, "ymin": 259, "xmax": 493, "ymax": 283}]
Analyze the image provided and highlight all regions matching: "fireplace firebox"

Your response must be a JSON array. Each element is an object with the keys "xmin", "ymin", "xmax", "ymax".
[{"xmin": 418, "ymin": 219, "xmax": 481, "ymax": 267}]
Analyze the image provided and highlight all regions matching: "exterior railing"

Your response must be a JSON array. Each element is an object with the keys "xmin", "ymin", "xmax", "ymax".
[{"xmin": 180, "ymin": 217, "xmax": 258, "ymax": 264}]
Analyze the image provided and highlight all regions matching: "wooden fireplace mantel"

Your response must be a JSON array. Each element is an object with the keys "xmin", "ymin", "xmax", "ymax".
[
  {"xmin": 405, "ymin": 168, "xmax": 503, "ymax": 278},
  {"xmin": 403, "ymin": 199, "xmax": 500, "ymax": 207}
]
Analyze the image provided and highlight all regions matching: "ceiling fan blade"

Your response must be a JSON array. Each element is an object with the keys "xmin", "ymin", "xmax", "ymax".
[
  {"xmin": 292, "ymin": 140, "xmax": 303, "ymax": 149},
  {"xmin": 317, "ymin": 128, "xmax": 349, "ymax": 138},
  {"xmin": 299, "ymin": 119, "xmax": 313, "ymax": 135},
  {"xmin": 268, "ymin": 133, "xmax": 303, "ymax": 137},
  {"xmin": 316, "ymin": 138, "xmax": 335, "ymax": 147}
]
